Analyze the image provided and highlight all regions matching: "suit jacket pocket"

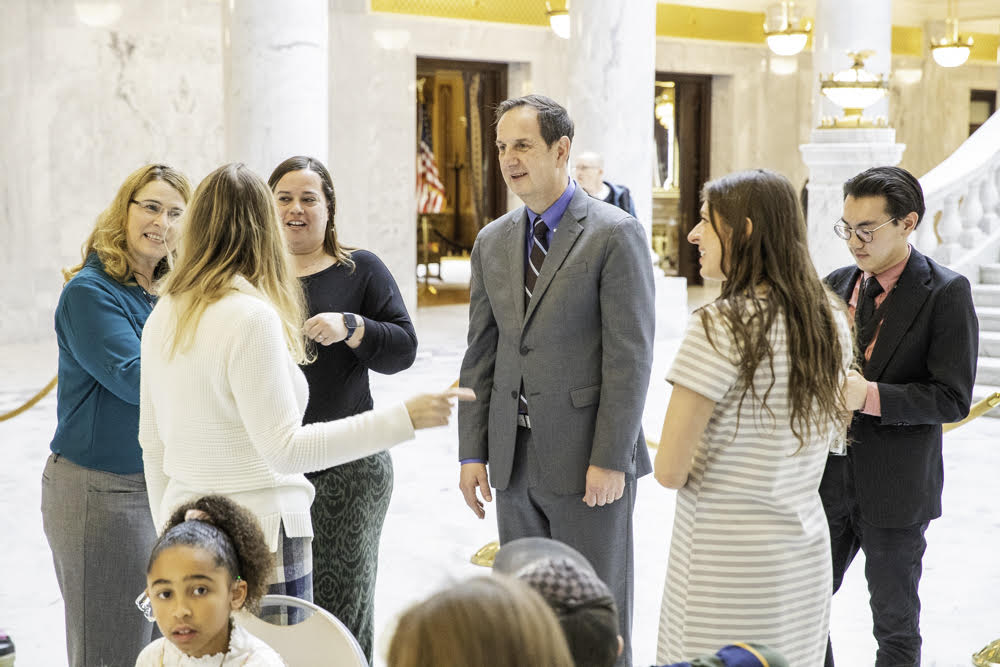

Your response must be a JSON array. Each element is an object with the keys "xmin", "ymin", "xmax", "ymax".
[
  {"xmin": 570, "ymin": 383, "xmax": 601, "ymax": 408},
  {"xmin": 556, "ymin": 261, "xmax": 588, "ymax": 277}
]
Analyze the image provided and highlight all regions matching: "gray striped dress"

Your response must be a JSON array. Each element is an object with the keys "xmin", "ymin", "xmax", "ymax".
[{"xmin": 657, "ymin": 301, "xmax": 852, "ymax": 666}]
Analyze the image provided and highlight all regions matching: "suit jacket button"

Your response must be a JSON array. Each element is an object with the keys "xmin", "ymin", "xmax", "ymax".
[
  {"xmin": 520, "ymin": 346, "xmax": 529, "ymax": 356},
  {"xmin": 510, "ymin": 390, "xmax": 517, "ymax": 399}
]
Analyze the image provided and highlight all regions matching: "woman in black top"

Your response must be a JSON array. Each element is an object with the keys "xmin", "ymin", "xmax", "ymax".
[{"xmin": 269, "ymin": 156, "xmax": 417, "ymax": 659}]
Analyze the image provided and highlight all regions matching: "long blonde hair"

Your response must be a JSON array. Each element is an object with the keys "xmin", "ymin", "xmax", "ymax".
[
  {"xmin": 387, "ymin": 575, "xmax": 574, "ymax": 667},
  {"xmin": 63, "ymin": 164, "xmax": 191, "ymax": 284},
  {"xmin": 160, "ymin": 163, "xmax": 309, "ymax": 363}
]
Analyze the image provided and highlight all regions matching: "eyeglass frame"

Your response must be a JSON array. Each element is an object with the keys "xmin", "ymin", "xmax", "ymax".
[
  {"xmin": 135, "ymin": 590, "xmax": 156, "ymax": 622},
  {"xmin": 130, "ymin": 199, "xmax": 184, "ymax": 222},
  {"xmin": 833, "ymin": 217, "xmax": 897, "ymax": 243}
]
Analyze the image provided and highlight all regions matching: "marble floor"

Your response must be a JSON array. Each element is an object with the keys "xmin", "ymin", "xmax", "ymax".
[{"xmin": 1, "ymin": 287, "xmax": 998, "ymax": 667}]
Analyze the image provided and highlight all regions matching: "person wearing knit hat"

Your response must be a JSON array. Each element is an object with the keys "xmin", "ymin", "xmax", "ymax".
[{"xmin": 495, "ymin": 538, "xmax": 622, "ymax": 667}]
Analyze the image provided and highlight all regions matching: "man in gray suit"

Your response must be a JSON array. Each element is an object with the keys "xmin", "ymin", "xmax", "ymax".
[{"xmin": 458, "ymin": 95, "xmax": 654, "ymax": 666}]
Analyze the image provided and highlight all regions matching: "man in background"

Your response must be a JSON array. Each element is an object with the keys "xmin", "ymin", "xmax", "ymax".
[{"xmin": 573, "ymin": 151, "xmax": 636, "ymax": 217}]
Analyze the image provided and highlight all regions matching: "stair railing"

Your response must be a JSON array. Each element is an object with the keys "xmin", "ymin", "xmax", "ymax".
[{"xmin": 916, "ymin": 109, "xmax": 1000, "ymax": 278}]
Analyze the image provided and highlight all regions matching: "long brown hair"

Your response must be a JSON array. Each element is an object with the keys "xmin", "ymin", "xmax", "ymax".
[
  {"xmin": 63, "ymin": 164, "xmax": 191, "ymax": 284},
  {"xmin": 700, "ymin": 169, "xmax": 848, "ymax": 451},
  {"xmin": 387, "ymin": 575, "xmax": 574, "ymax": 667},
  {"xmin": 160, "ymin": 163, "xmax": 310, "ymax": 363},
  {"xmin": 267, "ymin": 155, "xmax": 355, "ymax": 271}
]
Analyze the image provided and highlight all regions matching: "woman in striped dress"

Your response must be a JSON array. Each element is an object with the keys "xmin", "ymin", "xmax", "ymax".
[{"xmin": 654, "ymin": 169, "xmax": 853, "ymax": 665}]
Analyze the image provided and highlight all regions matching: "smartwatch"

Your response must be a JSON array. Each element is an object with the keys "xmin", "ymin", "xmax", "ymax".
[{"xmin": 343, "ymin": 313, "xmax": 360, "ymax": 340}]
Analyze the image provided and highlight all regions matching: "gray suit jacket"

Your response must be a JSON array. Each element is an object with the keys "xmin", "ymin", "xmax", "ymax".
[{"xmin": 458, "ymin": 186, "xmax": 655, "ymax": 495}]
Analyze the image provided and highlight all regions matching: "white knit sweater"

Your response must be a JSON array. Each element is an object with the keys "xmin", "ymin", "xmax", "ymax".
[{"xmin": 139, "ymin": 277, "xmax": 415, "ymax": 550}]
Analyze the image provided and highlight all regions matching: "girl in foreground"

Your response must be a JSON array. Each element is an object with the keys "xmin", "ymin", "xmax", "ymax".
[{"xmin": 136, "ymin": 495, "xmax": 284, "ymax": 666}]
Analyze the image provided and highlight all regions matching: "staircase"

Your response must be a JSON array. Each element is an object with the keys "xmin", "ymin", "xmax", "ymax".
[
  {"xmin": 917, "ymin": 108, "xmax": 1000, "ymax": 419},
  {"xmin": 973, "ymin": 265, "xmax": 1000, "ymax": 413}
]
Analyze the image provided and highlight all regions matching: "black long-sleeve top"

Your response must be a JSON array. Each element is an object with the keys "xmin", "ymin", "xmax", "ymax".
[{"xmin": 299, "ymin": 250, "xmax": 417, "ymax": 425}]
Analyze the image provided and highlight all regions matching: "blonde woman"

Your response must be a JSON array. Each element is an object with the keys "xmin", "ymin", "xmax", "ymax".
[
  {"xmin": 139, "ymin": 163, "xmax": 469, "ymax": 606},
  {"xmin": 42, "ymin": 164, "xmax": 190, "ymax": 667},
  {"xmin": 387, "ymin": 575, "xmax": 575, "ymax": 667}
]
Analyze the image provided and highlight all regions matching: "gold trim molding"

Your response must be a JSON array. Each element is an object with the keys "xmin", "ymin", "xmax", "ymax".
[{"xmin": 372, "ymin": 0, "xmax": 999, "ymax": 59}]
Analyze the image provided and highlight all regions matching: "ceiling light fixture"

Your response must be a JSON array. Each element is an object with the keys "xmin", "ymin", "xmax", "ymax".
[
  {"xmin": 930, "ymin": 0, "xmax": 973, "ymax": 68},
  {"xmin": 546, "ymin": 1, "xmax": 570, "ymax": 40},
  {"xmin": 763, "ymin": 2, "xmax": 811, "ymax": 57},
  {"xmin": 819, "ymin": 51, "xmax": 889, "ymax": 128}
]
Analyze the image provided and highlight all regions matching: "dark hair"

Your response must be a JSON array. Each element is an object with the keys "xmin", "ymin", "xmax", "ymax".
[
  {"xmin": 148, "ymin": 495, "xmax": 273, "ymax": 612},
  {"xmin": 494, "ymin": 95, "xmax": 574, "ymax": 147},
  {"xmin": 842, "ymin": 165, "xmax": 925, "ymax": 227},
  {"xmin": 558, "ymin": 604, "xmax": 619, "ymax": 667},
  {"xmin": 268, "ymin": 155, "xmax": 355, "ymax": 270},
  {"xmin": 701, "ymin": 169, "xmax": 849, "ymax": 452}
]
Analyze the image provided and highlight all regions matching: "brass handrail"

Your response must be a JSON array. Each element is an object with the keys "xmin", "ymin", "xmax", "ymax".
[
  {"xmin": 943, "ymin": 392, "xmax": 1000, "ymax": 433},
  {"xmin": 973, "ymin": 638, "xmax": 1000, "ymax": 667},
  {"xmin": 0, "ymin": 375, "xmax": 58, "ymax": 422}
]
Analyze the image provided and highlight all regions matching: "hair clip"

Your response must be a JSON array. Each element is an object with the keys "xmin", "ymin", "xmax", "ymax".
[{"xmin": 135, "ymin": 591, "xmax": 156, "ymax": 622}]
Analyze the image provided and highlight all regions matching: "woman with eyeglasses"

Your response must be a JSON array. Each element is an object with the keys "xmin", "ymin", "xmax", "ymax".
[
  {"xmin": 653, "ymin": 169, "xmax": 853, "ymax": 665},
  {"xmin": 42, "ymin": 164, "xmax": 191, "ymax": 667}
]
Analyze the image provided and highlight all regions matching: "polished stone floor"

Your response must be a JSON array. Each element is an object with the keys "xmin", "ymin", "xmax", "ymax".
[{"xmin": 1, "ymin": 285, "xmax": 997, "ymax": 666}]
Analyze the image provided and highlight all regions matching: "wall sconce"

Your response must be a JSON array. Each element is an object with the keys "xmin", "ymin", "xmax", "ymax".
[
  {"xmin": 763, "ymin": 2, "xmax": 811, "ymax": 57},
  {"xmin": 819, "ymin": 51, "xmax": 889, "ymax": 128},
  {"xmin": 546, "ymin": 0, "xmax": 569, "ymax": 40},
  {"xmin": 930, "ymin": 0, "xmax": 973, "ymax": 68}
]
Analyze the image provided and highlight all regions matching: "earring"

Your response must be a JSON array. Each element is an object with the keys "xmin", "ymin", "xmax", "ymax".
[{"xmin": 135, "ymin": 591, "xmax": 156, "ymax": 623}]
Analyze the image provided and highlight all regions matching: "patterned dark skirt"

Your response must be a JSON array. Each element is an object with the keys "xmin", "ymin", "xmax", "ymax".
[{"xmin": 305, "ymin": 449, "xmax": 393, "ymax": 661}]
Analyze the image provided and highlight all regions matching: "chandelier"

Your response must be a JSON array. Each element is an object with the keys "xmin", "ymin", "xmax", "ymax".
[
  {"xmin": 546, "ymin": 0, "xmax": 569, "ymax": 40},
  {"xmin": 930, "ymin": 0, "xmax": 973, "ymax": 68},
  {"xmin": 763, "ymin": 2, "xmax": 811, "ymax": 57},
  {"xmin": 819, "ymin": 51, "xmax": 889, "ymax": 128}
]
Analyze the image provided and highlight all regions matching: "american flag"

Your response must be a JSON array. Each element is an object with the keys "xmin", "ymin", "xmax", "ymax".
[{"xmin": 416, "ymin": 101, "xmax": 445, "ymax": 214}]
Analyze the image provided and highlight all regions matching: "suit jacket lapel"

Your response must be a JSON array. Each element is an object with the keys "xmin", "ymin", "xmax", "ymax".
[
  {"xmin": 523, "ymin": 190, "xmax": 587, "ymax": 326},
  {"xmin": 506, "ymin": 208, "xmax": 529, "ymax": 325},
  {"xmin": 865, "ymin": 250, "xmax": 932, "ymax": 380},
  {"xmin": 836, "ymin": 268, "xmax": 862, "ymax": 305}
]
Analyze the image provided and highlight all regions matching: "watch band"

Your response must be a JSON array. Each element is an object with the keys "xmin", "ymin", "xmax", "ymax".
[{"xmin": 343, "ymin": 312, "xmax": 359, "ymax": 340}]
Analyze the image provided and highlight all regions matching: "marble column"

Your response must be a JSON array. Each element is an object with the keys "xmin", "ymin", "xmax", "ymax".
[
  {"xmin": 801, "ymin": 130, "xmax": 905, "ymax": 275},
  {"xmin": 800, "ymin": 0, "xmax": 904, "ymax": 277},
  {"xmin": 567, "ymin": 0, "xmax": 657, "ymax": 237},
  {"xmin": 223, "ymin": 0, "xmax": 328, "ymax": 176}
]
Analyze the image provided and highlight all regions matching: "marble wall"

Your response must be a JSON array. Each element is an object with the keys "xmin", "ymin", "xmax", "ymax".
[
  {"xmin": 0, "ymin": 0, "xmax": 996, "ymax": 344},
  {"xmin": 0, "ymin": 0, "xmax": 223, "ymax": 345}
]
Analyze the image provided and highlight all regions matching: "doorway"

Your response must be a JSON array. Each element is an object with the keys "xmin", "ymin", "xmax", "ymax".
[
  {"xmin": 651, "ymin": 72, "xmax": 711, "ymax": 285},
  {"xmin": 415, "ymin": 57, "xmax": 507, "ymax": 303}
]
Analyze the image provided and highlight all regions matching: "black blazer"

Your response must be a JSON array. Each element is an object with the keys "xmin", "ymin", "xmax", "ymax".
[{"xmin": 819, "ymin": 247, "xmax": 979, "ymax": 528}]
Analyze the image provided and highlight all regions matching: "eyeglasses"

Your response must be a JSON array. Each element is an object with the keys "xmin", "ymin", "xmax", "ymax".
[
  {"xmin": 833, "ymin": 217, "xmax": 896, "ymax": 243},
  {"xmin": 131, "ymin": 199, "xmax": 183, "ymax": 222},
  {"xmin": 135, "ymin": 591, "xmax": 155, "ymax": 622}
]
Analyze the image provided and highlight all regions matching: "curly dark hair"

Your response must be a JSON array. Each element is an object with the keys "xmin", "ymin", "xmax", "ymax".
[{"xmin": 148, "ymin": 495, "xmax": 273, "ymax": 612}]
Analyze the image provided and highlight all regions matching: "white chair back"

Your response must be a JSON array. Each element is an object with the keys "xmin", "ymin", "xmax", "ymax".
[{"xmin": 235, "ymin": 594, "xmax": 368, "ymax": 667}]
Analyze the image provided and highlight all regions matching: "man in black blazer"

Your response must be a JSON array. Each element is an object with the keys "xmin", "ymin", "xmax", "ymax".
[{"xmin": 821, "ymin": 166, "xmax": 978, "ymax": 666}]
